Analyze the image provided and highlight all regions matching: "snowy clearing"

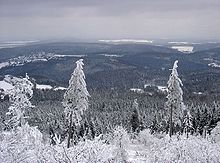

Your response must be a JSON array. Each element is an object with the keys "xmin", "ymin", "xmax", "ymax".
[
  {"xmin": 36, "ymin": 84, "xmax": 53, "ymax": 90},
  {"xmin": 99, "ymin": 39, "xmax": 153, "ymax": 44},
  {"xmin": 0, "ymin": 52, "xmax": 87, "ymax": 70},
  {"xmin": 0, "ymin": 62, "xmax": 10, "ymax": 69},
  {"xmin": 208, "ymin": 62, "xmax": 220, "ymax": 68},
  {"xmin": 54, "ymin": 54, "xmax": 86, "ymax": 58},
  {"xmin": 130, "ymin": 88, "xmax": 144, "ymax": 94},
  {"xmin": 0, "ymin": 80, "xmax": 14, "ymax": 91},
  {"xmin": 171, "ymin": 46, "xmax": 194, "ymax": 53},
  {"xmin": 0, "ymin": 80, "xmax": 66, "ymax": 91},
  {"xmin": 99, "ymin": 54, "xmax": 123, "ymax": 57},
  {"xmin": 0, "ymin": 40, "xmax": 39, "ymax": 49},
  {"xmin": 193, "ymin": 92, "xmax": 204, "ymax": 95},
  {"xmin": 144, "ymin": 84, "xmax": 168, "ymax": 92},
  {"xmin": 168, "ymin": 41, "xmax": 189, "ymax": 44},
  {"xmin": 157, "ymin": 86, "xmax": 168, "ymax": 92},
  {"xmin": 54, "ymin": 86, "xmax": 67, "ymax": 91}
]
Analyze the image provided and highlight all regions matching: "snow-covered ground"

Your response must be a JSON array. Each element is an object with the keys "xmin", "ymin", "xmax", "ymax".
[
  {"xmin": 0, "ymin": 80, "xmax": 14, "ymax": 91},
  {"xmin": 35, "ymin": 84, "xmax": 67, "ymax": 90},
  {"xmin": 99, "ymin": 54, "xmax": 123, "ymax": 57},
  {"xmin": 36, "ymin": 84, "xmax": 53, "ymax": 90},
  {"xmin": 54, "ymin": 54, "xmax": 86, "ymax": 58},
  {"xmin": 0, "ymin": 52, "xmax": 86, "ymax": 70},
  {"xmin": 54, "ymin": 86, "xmax": 67, "ymax": 91},
  {"xmin": 0, "ymin": 40, "xmax": 39, "ymax": 49},
  {"xmin": 144, "ymin": 84, "xmax": 168, "ymax": 93},
  {"xmin": 208, "ymin": 62, "xmax": 220, "ymax": 68},
  {"xmin": 171, "ymin": 46, "xmax": 194, "ymax": 53},
  {"xmin": 157, "ymin": 86, "xmax": 168, "ymax": 92},
  {"xmin": 193, "ymin": 92, "xmax": 204, "ymax": 95},
  {"xmin": 130, "ymin": 88, "xmax": 144, "ymax": 94},
  {"xmin": 0, "ymin": 62, "xmax": 10, "ymax": 69},
  {"xmin": 99, "ymin": 39, "xmax": 153, "ymax": 44},
  {"xmin": 0, "ymin": 52, "xmax": 55, "ymax": 70},
  {"xmin": 1, "ymin": 127, "xmax": 220, "ymax": 163},
  {"xmin": 168, "ymin": 41, "xmax": 189, "ymax": 45},
  {"xmin": 0, "ymin": 80, "xmax": 66, "ymax": 91}
]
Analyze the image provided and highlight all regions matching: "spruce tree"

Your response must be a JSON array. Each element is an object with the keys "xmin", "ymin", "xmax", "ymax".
[
  {"xmin": 166, "ymin": 60, "xmax": 185, "ymax": 137},
  {"xmin": 183, "ymin": 110, "xmax": 193, "ymax": 137},
  {"xmin": 63, "ymin": 59, "xmax": 90, "ymax": 148},
  {"xmin": 130, "ymin": 99, "xmax": 141, "ymax": 133}
]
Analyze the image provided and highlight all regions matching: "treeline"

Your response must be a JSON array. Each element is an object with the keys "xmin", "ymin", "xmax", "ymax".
[{"xmin": 1, "ymin": 88, "xmax": 220, "ymax": 142}]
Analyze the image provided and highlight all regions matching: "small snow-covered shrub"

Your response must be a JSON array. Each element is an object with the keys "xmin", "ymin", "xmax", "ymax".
[
  {"xmin": 0, "ymin": 123, "xmax": 45, "ymax": 163},
  {"xmin": 136, "ymin": 130, "xmax": 220, "ymax": 163},
  {"xmin": 138, "ymin": 129, "xmax": 159, "ymax": 146},
  {"xmin": 50, "ymin": 135, "xmax": 114, "ymax": 162},
  {"xmin": 112, "ymin": 126, "xmax": 130, "ymax": 147},
  {"xmin": 0, "ymin": 126, "xmax": 115, "ymax": 163},
  {"xmin": 112, "ymin": 126, "xmax": 130, "ymax": 163},
  {"xmin": 154, "ymin": 135, "xmax": 220, "ymax": 163}
]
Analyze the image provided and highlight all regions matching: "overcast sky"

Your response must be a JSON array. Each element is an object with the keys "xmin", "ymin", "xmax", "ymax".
[{"xmin": 0, "ymin": 0, "xmax": 220, "ymax": 41}]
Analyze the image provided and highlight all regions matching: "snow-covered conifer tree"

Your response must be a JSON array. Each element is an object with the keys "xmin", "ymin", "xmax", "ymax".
[
  {"xmin": 2, "ymin": 74, "xmax": 34, "ymax": 129},
  {"xmin": 183, "ymin": 110, "xmax": 193, "ymax": 138},
  {"xmin": 63, "ymin": 59, "xmax": 90, "ymax": 148},
  {"xmin": 166, "ymin": 60, "xmax": 185, "ymax": 137},
  {"xmin": 112, "ymin": 126, "xmax": 129, "ymax": 163},
  {"xmin": 130, "ymin": 99, "xmax": 141, "ymax": 133}
]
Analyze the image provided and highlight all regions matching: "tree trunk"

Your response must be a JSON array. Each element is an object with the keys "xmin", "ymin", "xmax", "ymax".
[
  {"xmin": 187, "ymin": 127, "xmax": 189, "ymax": 138},
  {"xmin": 67, "ymin": 111, "xmax": 73, "ymax": 148},
  {"xmin": 169, "ymin": 104, "xmax": 173, "ymax": 137}
]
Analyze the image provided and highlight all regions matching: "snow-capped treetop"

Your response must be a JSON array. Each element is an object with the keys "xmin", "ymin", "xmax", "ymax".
[
  {"xmin": 132, "ymin": 99, "xmax": 141, "ymax": 120},
  {"xmin": 183, "ymin": 110, "xmax": 193, "ymax": 136},
  {"xmin": 167, "ymin": 60, "xmax": 183, "ymax": 93},
  {"xmin": 63, "ymin": 59, "xmax": 90, "ymax": 126},
  {"xmin": 132, "ymin": 99, "xmax": 139, "ymax": 111},
  {"xmin": 166, "ymin": 60, "xmax": 186, "ymax": 124},
  {"xmin": 2, "ymin": 74, "xmax": 34, "ymax": 128}
]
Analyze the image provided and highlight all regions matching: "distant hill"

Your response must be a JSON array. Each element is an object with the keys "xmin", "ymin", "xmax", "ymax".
[{"xmin": 1, "ymin": 42, "xmax": 220, "ymax": 95}]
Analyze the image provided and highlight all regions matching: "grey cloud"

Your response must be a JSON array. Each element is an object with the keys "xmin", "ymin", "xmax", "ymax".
[
  {"xmin": 0, "ymin": 0, "xmax": 220, "ymax": 41},
  {"xmin": 1, "ymin": 0, "xmax": 220, "ymax": 17}
]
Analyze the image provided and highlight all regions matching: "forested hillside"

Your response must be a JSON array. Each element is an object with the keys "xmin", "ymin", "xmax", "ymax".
[{"xmin": 1, "ymin": 53, "xmax": 220, "ymax": 162}]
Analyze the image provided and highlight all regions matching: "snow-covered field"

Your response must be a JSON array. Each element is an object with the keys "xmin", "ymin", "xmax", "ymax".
[
  {"xmin": 193, "ymin": 92, "xmax": 204, "ymax": 95},
  {"xmin": 0, "ymin": 40, "xmax": 39, "ymax": 49},
  {"xmin": 99, "ymin": 39, "xmax": 153, "ymax": 44},
  {"xmin": 144, "ymin": 84, "xmax": 168, "ymax": 93},
  {"xmin": 208, "ymin": 62, "xmax": 220, "ymax": 68},
  {"xmin": 0, "ymin": 62, "xmax": 10, "ymax": 69},
  {"xmin": 168, "ymin": 41, "xmax": 189, "ymax": 45},
  {"xmin": 157, "ymin": 86, "xmax": 168, "ymax": 92},
  {"xmin": 0, "ymin": 80, "xmax": 14, "ymax": 91},
  {"xmin": 54, "ymin": 54, "xmax": 86, "ymax": 58},
  {"xmin": 36, "ymin": 84, "xmax": 53, "ymax": 90},
  {"xmin": 171, "ymin": 46, "xmax": 194, "ymax": 53},
  {"xmin": 130, "ymin": 88, "xmax": 144, "ymax": 93},
  {"xmin": 99, "ymin": 54, "xmax": 123, "ymax": 57}
]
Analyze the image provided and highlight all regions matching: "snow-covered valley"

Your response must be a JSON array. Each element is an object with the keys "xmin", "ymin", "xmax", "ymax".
[{"xmin": 171, "ymin": 46, "xmax": 194, "ymax": 53}]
